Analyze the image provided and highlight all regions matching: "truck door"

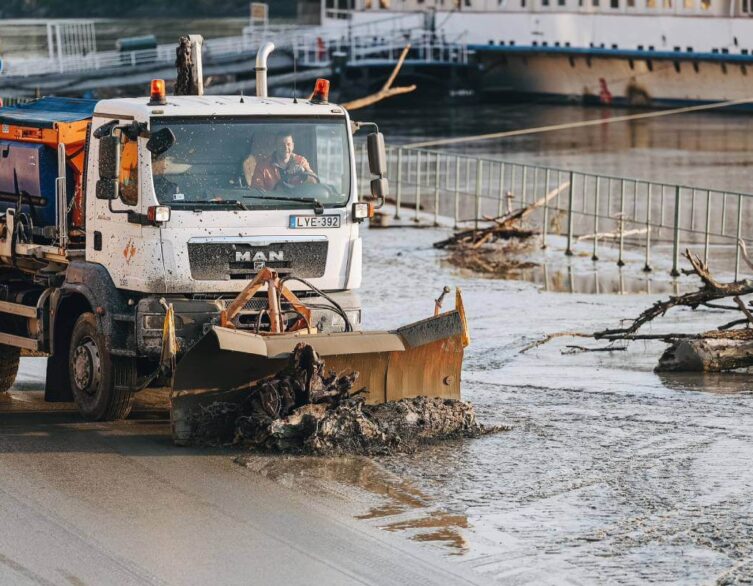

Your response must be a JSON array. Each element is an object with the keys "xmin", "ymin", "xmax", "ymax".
[{"xmin": 86, "ymin": 117, "xmax": 155, "ymax": 291}]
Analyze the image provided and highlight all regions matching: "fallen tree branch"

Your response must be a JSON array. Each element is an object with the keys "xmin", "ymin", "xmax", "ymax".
[
  {"xmin": 523, "ymin": 248, "xmax": 753, "ymax": 371},
  {"xmin": 594, "ymin": 249, "xmax": 753, "ymax": 339},
  {"xmin": 576, "ymin": 228, "xmax": 647, "ymax": 242},
  {"xmin": 342, "ymin": 45, "xmax": 417, "ymax": 111},
  {"xmin": 434, "ymin": 182, "xmax": 569, "ymax": 250}
]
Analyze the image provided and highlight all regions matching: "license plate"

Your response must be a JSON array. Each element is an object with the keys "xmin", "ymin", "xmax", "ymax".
[{"xmin": 289, "ymin": 215, "xmax": 341, "ymax": 229}]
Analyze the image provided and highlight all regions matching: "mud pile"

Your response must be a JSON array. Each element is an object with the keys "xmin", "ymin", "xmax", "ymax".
[{"xmin": 185, "ymin": 343, "xmax": 493, "ymax": 455}]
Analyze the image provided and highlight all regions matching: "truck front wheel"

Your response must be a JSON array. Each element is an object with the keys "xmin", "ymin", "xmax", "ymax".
[
  {"xmin": 69, "ymin": 313, "xmax": 135, "ymax": 421},
  {"xmin": 0, "ymin": 344, "xmax": 20, "ymax": 393}
]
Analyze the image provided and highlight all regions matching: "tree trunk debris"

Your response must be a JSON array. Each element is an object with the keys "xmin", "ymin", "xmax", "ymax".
[
  {"xmin": 433, "ymin": 182, "xmax": 569, "ymax": 276},
  {"xmin": 525, "ymin": 248, "xmax": 753, "ymax": 372},
  {"xmin": 186, "ymin": 343, "xmax": 497, "ymax": 454},
  {"xmin": 175, "ymin": 36, "xmax": 199, "ymax": 96}
]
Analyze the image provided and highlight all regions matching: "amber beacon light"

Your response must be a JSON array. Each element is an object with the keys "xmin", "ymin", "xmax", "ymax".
[
  {"xmin": 149, "ymin": 79, "xmax": 167, "ymax": 106},
  {"xmin": 311, "ymin": 79, "xmax": 330, "ymax": 104}
]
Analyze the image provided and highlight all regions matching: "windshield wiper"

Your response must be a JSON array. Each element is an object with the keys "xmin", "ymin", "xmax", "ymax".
[
  {"xmin": 243, "ymin": 194, "xmax": 324, "ymax": 214},
  {"xmin": 170, "ymin": 200, "xmax": 248, "ymax": 210}
]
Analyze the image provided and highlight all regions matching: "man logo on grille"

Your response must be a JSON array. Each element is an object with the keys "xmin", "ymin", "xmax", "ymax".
[{"xmin": 235, "ymin": 250, "xmax": 284, "ymax": 264}]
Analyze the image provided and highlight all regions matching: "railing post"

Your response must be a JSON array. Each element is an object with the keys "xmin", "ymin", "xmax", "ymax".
[
  {"xmin": 395, "ymin": 148, "xmax": 403, "ymax": 219},
  {"xmin": 704, "ymin": 190, "xmax": 711, "ymax": 265},
  {"xmin": 414, "ymin": 150, "xmax": 422, "ymax": 223},
  {"xmin": 671, "ymin": 185, "xmax": 681, "ymax": 277},
  {"xmin": 592, "ymin": 177, "xmax": 600, "ymax": 261},
  {"xmin": 644, "ymin": 183, "xmax": 653, "ymax": 272},
  {"xmin": 542, "ymin": 169, "xmax": 550, "ymax": 249},
  {"xmin": 475, "ymin": 160, "xmax": 483, "ymax": 231},
  {"xmin": 565, "ymin": 171, "xmax": 575, "ymax": 256},
  {"xmin": 433, "ymin": 152, "xmax": 440, "ymax": 227},
  {"xmin": 497, "ymin": 162, "xmax": 505, "ymax": 216},
  {"xmin": 735, "ymin": 193, "xmax": 743, "ymax": 280},
  {"xmin": 521, "ymin": 166, "xmax": 527, "ymax": 205},
  {"xmin": 454, "ymin": 156, "xmax": 460, "ymax": 229},
  {"xmin": 618, "ymin": 179, "xmax": 626, "ymax": 267}
]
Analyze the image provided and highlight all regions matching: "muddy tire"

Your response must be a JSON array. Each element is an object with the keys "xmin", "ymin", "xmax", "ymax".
[
  {"xmin": 0, "ymin": 344, "xmax": 20, "ymax": 393},
  {"xmin": 69, "ymin": 313, "xmax": 135, "ymax": 421}
]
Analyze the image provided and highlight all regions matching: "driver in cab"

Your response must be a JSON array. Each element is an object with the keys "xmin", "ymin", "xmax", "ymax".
[{"xmin": 245, "ymin": 132, "xmax": 316, "ymax": 191}]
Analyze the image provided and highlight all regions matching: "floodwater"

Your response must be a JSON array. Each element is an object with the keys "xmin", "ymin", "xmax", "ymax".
[
  {"xmin": 360, "ymin": 224, "xmax": 753, "ymax": 584},
  {"xmin": 291, "ymin": 103, "xmax": 753, "ymax": 583},
  {"xmin": 349, "ymin": 102, "xmax": 753, "ymax": 582}
]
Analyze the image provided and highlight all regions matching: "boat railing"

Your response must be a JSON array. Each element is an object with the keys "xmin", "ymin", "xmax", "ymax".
[
  {"xmin": 357, "ymin": 144, "xmax": 753, "ymax": 278},
  {"xmin": 294, "ymin": 29, "xmax": 469, "ymax": 67}
]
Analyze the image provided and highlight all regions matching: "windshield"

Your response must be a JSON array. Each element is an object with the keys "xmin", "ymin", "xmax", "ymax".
[{"xmin": 149, "ymin": 117, "xmax": 351, "ymax": 210}]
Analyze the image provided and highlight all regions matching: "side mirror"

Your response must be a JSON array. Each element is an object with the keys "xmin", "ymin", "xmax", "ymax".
[
  {"xmin": 366, "ymin": 132, "xmax": 387, "ymax": 177},
  {"xmin": 370, "ymin": 177, "xmax": 388, "ymax": 205},
  {"xmin": 98, "ymin": 135, "xmax": 120, "ymax": 180},
  {"xmin": 96, "ymin": 178, "xmax": 119, "ymax": 200},
  {"xmin": 146, "ymin": 127, "xmax": 176, "ymax": 156}
]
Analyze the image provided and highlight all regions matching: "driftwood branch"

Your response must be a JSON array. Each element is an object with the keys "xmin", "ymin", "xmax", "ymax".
[
  {"xmin": 594, "ymin": 249, "xmax": 753, "ymax": 339},
  {"xmin": 434, "ymin": 182, "xmax": 569, "ymax": 250},
  {"xmin": 522, "ymin": 248, "xmax": 753, "ymax": 373},
  {"xmin": 342, "ymin": 45, "xmax": 417, "ymax": 111}
]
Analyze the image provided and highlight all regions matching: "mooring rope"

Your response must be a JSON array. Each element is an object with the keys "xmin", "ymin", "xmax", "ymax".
[{"xmin": 404, "ymin": 96, "xmax": 753, "ymax": 149}]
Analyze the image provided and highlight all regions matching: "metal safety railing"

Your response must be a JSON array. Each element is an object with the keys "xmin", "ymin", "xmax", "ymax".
[{"xmin": 357, "ymin": 144, "xmax": 753, "ymax": 279}]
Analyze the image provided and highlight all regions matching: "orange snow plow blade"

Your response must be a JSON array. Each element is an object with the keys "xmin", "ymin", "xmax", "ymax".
[{"xmin": 170, "ymin": 290, "xmax": 469, "ymax": 445}]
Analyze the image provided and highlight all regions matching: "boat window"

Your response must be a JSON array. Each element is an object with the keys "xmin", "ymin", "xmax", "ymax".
[
  {"xmin": 664, "ymin": 0, "xmax": 672, "ymax": 8},
  {"xmin": 684, "ymin": 0, "xmax": 693, "ymax": 7},
  {"xmin": 627, "ymin": 0, "xmax": 635, "ymax": 7},
  {"xmin": 592, "ymin": 0, "xmax": 599, "ymax": 6},
  {"xmin": 646, "ymin": 0, "xmax": 656, "ymax": 8},
  {"xmin": 542, "ymin": 0, "xmax": 549, "ymax": 7},
  {"xmin": 611, "ymin": 0, "xmax": 619, "ymax": 8},
  {"xmin": 700, "ymin": 0, "xmax": 711, "ymax": 8}
]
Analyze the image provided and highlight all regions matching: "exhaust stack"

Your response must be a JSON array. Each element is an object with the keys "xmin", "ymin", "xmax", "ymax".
[{"xmin": 255, "ymin": 42, "xmax": 275, "ymax": 98}]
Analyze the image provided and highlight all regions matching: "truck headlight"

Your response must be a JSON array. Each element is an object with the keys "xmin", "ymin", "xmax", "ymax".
[
  {"xmin": 143, "ymin": 314, "xmax": 183, "ymax": 331},
  {"xmin": 352, "ymin": 202, "xmax": 374, "ymax": 222},
  {"xmin": 147, "ymin": 205, "xmax": 171, "ymax": 224}
]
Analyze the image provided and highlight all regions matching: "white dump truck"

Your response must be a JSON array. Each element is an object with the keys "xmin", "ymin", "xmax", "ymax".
[{"xmin": 0, "ymin": 45, "xmax": 467, "ymax": 428}]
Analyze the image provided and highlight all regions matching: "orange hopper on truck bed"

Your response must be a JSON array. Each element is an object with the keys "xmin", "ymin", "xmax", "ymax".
[{"xmin": 0, "ymin": 97, "xmax": 96, "ymax": 230}]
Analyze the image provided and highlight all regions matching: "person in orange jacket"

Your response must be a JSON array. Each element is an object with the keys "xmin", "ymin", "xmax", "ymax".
[{"xmin": 246, "ymin": 132, "xmax": 317, "ymax": 191}]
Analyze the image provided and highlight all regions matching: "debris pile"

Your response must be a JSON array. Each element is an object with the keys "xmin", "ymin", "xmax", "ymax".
[
  {"xmin": 434, "ymin": 182, "xmax": 569, "ymax": 276},
  {"xmin": 186, "ymin": 343, "xmax": 492, "ymax": 455}
]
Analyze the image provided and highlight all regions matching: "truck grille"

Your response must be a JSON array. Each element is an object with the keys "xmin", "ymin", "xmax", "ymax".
[{"xmin": 187, "ymin": 240, "xmax": 328, "ymax": 281}]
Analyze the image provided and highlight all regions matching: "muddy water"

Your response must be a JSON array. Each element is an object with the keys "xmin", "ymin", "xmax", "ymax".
[
  {"xmin": 339, "ymin": 102, "xmax": 753, "ymax": 583},
  {"xmin": 357, "ymin": 224, "xmax": 753, "ymax": 583}
]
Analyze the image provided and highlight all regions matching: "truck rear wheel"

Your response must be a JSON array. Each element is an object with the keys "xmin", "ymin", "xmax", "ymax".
[
  {"xmin": 69, "ymin": 313, "xmax": 135, "ymax": 421},
  {"xmin": 0, "ymin": 344, "xmax": 21, "ymax": 393}
]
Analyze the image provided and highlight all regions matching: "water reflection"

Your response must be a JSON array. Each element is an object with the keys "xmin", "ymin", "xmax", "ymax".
[
  {"xmin": 238, "ymin": 454, "xmax": 471, "ymax": 554},
  {"xmin": 658, "ymin": 372, "xmax": 753, "ymax": 395}
]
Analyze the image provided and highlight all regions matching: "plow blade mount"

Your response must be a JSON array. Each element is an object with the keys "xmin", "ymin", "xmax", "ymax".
[{"xmin": 170, "ymin": 310, "xmax": 466, "ymax": 443}]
